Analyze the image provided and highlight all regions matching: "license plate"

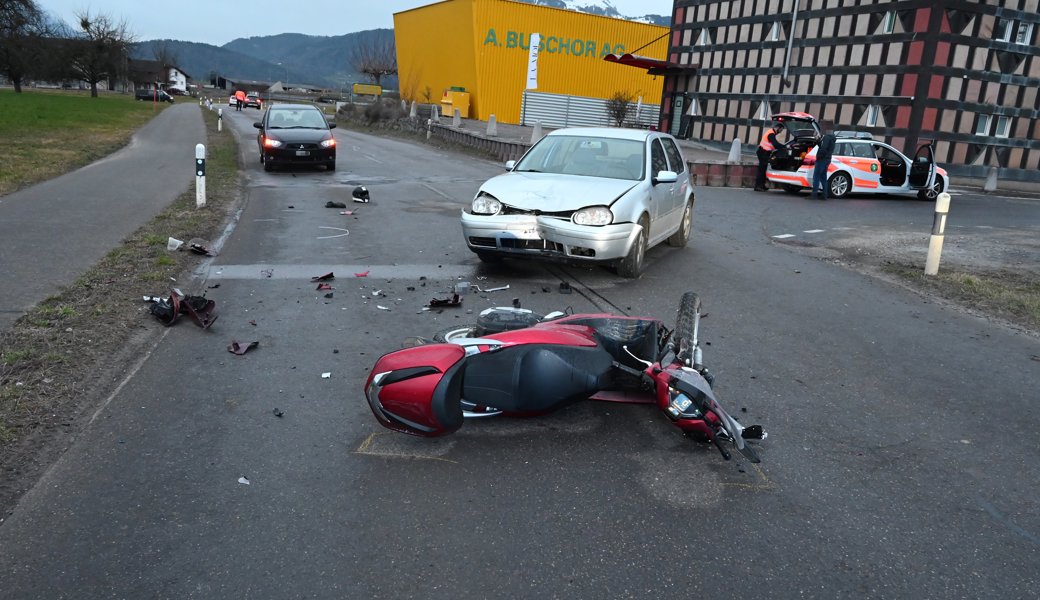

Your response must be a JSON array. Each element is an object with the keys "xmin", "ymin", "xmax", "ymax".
[{"xmin": 295, "ymin": 150, "xmax": 310, "ymax": 156}]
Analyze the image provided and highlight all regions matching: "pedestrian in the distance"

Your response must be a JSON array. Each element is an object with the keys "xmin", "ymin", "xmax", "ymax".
[
  {"xmin": 235, "ymin": 89, "xmax": 246, "ymax": 111},
  {"xmin": 812, "ymin": 121, "xmax": 837, "ymax": 200},
  {"xmin": 755, "ymin": 122, "xmax": 784, "ymax": 192}
]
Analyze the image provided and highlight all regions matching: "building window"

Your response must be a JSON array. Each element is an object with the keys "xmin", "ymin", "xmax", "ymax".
[
  {"xmin": 994, "ymin": 18, "xmax": 1012, "ymax": 42},
  {"xmin": 883, "ymin": 11, "xmax": 896, "ymax": 34},
  {"xmin": 975, "ymin": 114, "xmax": 992, "ymax": 135},
  {"xmin": 995, "ymin": 116, "xmax": 1011, "ymax": 138},
  {"xmin": 756, "ymin": 101, "xmax": 769, "ymax": 120},
  {"xmin": 866, "ymin": 105, "xmax": 880, "ymax": 127},
  {"xmin": 770, "ymin": 22, "xmax": 781, "ymax": 41},
  {"xmin": 696, "ymin": 28, "xmax": 710, "ymax": 46},
  {"xmin": 1014, "ymin": 22, "xmax": 1033, "ymax": 45}
]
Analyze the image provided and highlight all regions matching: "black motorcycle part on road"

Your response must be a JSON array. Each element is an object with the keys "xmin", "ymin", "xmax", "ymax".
[{"xmin": 462, "ymin": 343, "xmax": 614, "ymax": 413}]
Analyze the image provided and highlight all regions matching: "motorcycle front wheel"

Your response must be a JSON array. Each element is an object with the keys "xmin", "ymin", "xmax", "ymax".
[{"xmin": 673, "ymin": 292, "xmax": 702, "ymax": 367}]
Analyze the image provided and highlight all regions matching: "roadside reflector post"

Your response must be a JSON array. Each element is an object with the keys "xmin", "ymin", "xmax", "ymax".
[
  {"xmin": 217, "ymin": 108, "xmax": 223, "ymax": 132},
  {"xmin": 924, "ymin": 191, "xmax": 951, "ymax": 275},
  {"xmin": 195, "ymin": 144, "xmax": 206, "ymax": 208}
]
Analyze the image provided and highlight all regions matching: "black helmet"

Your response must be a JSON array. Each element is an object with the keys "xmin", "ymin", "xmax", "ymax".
[{"xmin": 352, "ymin": 186, "xmax": 370, "ymax": 203}]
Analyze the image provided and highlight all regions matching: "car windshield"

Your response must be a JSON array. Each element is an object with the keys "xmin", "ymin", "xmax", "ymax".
[
  {"xmin": 514, "ymin": 135, "xmax": 645, "ymax": 181},
  {"xmin": 267, "ymin": 109, "xmax": 328, "ymax": 129}
]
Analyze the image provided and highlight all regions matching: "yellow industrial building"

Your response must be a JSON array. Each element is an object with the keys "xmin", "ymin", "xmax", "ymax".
[{"xmin": 393, "ymin": 0, "xmax": 669, "ymax": 125}]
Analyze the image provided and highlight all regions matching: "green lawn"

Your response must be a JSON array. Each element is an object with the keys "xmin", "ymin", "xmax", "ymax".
[{"xmin": 0, "ymin": 88, "xmax": 170, "ymax": 196}]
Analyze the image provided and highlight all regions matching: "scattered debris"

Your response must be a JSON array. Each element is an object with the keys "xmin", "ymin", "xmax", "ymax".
[
  {"xmin": 227, "ymin": 340, "xmax": 259, "ymax": 355},
  {"xmin": 352, "ymin": 186, "xmax": 370, "ymax": 203},
  {"xmin": 238, "ymin": 476, "xmax": 250, "ymax": 485},
  {"xmin": 316, "ymin": 283, "xmax": 333, "ymax": 290},
  {"xmin": 339, "ymin": 210, "xmax": 355, "ymax": 215},
  {"xmin": 188, "ymin": 238, "xmax": 215, "ymax": 256},
  {"xmin": 559, "ymin": 282, "xmax": 572, "ymax": 294},
  {"xmin": 477, "ymin": 284, "xmax": 510, "ymax": 293},
  {"xmin": 273, "ymin": 408, "xmax": 284, "ymax": 418},
  {"xmin": 249, "ymin": 320, "xmax": 257, "ymax": 326},
  {"xmin": 166, "ymin": 237, "xmax": 184, "ymax": 251},
  {"xmin": 429, "ymin": 293, "xmax": 463, "ymax": 307},
  {"xmin": 454, "ymin": 281, "xmax": 470, "ymax": 295},
  {"xmin": 325, "ymin": 201, "xmax": 348, "ymax": 208},
  {"xmin": 321, "ymin": 372, "xmax": 332, "ymax": 379},
  {"xmin": 324, "ymin": 292, "xmax": 334, "ymax": 299},
  {"xmin": 355, "ymin": 271, "xmax": 370, "ymax": 277},
  {"xmin": 377, "ymin": 305, "xmax": 391, "ymax": 311},
  {"xmin": 512, "ymin": 298, "xmax": 521, "ymax": 308},
  {"xmin": 311, "ymin": 272, "xmax": 335, "ymax": 282},
  {"xmin": 261, "ymin": 268, "xmax": 273, "ymax": 278},
  {"xmin": 146, "ymin": 290, "xmax": 217, "ymax": 329},
  {"xmin": 208, "ymin": 283, "xmax": 221, "ymax": 289}
]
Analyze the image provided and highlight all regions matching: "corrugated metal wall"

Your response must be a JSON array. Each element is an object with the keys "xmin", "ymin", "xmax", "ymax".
[
  {"xmin": 520, "ymin": 91, "xmax": 662, "ymax": 128},
  {"xmin": 395, "ymin": 0, "xmax": 668, "ymax": 125}
]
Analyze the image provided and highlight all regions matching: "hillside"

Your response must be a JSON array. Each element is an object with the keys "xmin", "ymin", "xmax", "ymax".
[{"xmin": 131, "ymin": 1, "xmax": 668, "ymax": 91}]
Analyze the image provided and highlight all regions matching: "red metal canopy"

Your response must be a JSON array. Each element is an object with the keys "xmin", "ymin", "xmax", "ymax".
[{"xmin": 603, "ymin": 53, "xmax": 695, "ymax": 75}]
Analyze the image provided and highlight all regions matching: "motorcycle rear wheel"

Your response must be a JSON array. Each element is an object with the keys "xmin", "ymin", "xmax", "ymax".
[{"xmin": 673, "ymin": 292, "xmax": 701, "ymax": 367}]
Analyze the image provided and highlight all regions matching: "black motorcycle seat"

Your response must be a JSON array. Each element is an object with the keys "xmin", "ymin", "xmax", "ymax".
[{"xmin": 461, "ymin": 343, "xmax": 614, "ymax": 413}]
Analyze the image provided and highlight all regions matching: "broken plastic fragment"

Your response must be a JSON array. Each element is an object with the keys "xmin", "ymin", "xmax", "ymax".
[
  {"xmin": 316, "ymin": 283, "xmax": 333, "ymax": 290},
  {"xmin": 429, "ymin": 293, "xmax": 463, "ymax": 307},
  {"xmin": 238, "ymin": 476, "xmax": 250, "ymax": 485},
  {"xmin": 477, "ymin": 284, "xmax": 509, "ymax": 293},
  {"xmin": 355, "ymin": 270, "xmax": 370, "ymax": 277},
  {"xmin": 227, "ymin": 340, "xmax": 259, "ymax": 355},
  {"xmin": 339, "ymin": 210, "xmax": 355, "ymax": 215},
  {"xmin": 167, "ymin": 237, "xmax": 184, "ymax": 251},
  {"xmin": 321, "ymin": 372, "xmax": 332, "ymax": 378},
  {"xmin": 325, "ymin": 201, "xmax": 347, "ymax": 208},
  {"xmin": 559, "ymin": 282, "xmax": 572, "ymax": 294},
  {"xmin": 188, "ymin": 238, "xmax": 215, "ymax": 256},
  {"xmin": 377, "ymin": 305, "xmax": 391, "ymax": 311},
  {"xmin": 273, "ymin": 408, "xmax": 284, "ymax": 418},
  {"xmin": 311, "ymin": 272, "xmax": 335, "ymax": 282}
]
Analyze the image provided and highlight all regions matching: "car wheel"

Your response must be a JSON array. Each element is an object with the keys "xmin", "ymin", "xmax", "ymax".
[
  {"xmin": 263, "ymin": 158, "xmax": 273, "ymax": 172},
  {"xmin": 782, "ymin": 184, "xmax": 803, "ymax": 194},
  {"xmin": 475, "ymin": 251, "xmax": 503, "ymax": 264},
  {"xmin": 918, "ymin": 177, "xmax": 944, "ymax": 200},
  {"xmin": 667, "ymin": 199, "xmax": 693, "ymax": 248},
  {"xmin": 616, "ymin": 216, "xmax": 648, "ymax": 278},
  {"xmin": 829, "ymin": 172, "xmax": 851, "ymax": 199}
]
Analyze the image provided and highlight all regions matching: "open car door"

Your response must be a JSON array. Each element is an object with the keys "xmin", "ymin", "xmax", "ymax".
[{"xmin": 908, "ymin": 143, "xmax": 937, "ymax": 190}]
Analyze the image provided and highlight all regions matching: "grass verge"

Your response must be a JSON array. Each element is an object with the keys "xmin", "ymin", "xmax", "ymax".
[
  {"xmin": 0, "ymin": 89, "xmax": 171, "ymax": 197},
  {"xmin": 881, "ymin": 262, "xmax": 1040, "ymax": 334},
  {"xmin": 0, "ymin": 107, "xmax": 239, "ymax": 515}
]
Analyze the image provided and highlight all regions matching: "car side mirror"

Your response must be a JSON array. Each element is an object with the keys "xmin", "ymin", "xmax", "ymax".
[
  {"xmin": 653, "ymin": 170, "xmax": 678, "ymax": 185},
  {"xmin": 328, "ymin": 122, "xmax": 337, "ymax": 129},
  {"xmin": 253, "ymin": 122, "xmax": 263, "ymax": 129},
  {"xmin": 505, "ymin": 160, "xmax": 516, "ymax": 170}
]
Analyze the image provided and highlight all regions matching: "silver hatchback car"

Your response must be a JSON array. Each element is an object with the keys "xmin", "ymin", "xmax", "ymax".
[{"xmin": 461, "ymin": 127, "xmax": 694, "ymax": 278}]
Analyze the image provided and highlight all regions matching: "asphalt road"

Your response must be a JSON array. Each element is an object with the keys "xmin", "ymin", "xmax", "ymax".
[
  {"xmin": 0, "ymin": 103, "xmax": 206, "ymax": 330},
  {"xmin": 0, "ymin": 106, "xmax": 1037, "ymax": 599}
]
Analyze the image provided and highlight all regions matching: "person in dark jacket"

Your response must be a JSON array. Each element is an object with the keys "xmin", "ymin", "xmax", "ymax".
[
  {"xmin": 755, "ymin": 122, "xmax": 785, "ymax": 191},
  {"xmin": 812, "ymin": 121, "xmax": 837, "ymax": 200}
]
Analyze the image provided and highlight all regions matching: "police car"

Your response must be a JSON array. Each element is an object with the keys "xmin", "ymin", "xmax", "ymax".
[{"xmin": 766, "ymin": 113, "xmax": 947, "ymax": 200}]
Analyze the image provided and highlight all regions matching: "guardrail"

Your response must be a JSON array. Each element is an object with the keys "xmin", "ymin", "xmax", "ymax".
[{"xmin": 427, "ymin": 123, "xmax": 530, "ymax": 162}]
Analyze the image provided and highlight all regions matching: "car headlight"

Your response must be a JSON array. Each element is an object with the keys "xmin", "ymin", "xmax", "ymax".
[
  {"xmin": 472, "ymin": 194, "xmax": 502, "ymax": 215},
  {"xmin": 572, "ymin": 206, "xmax": 613, "ymax": 226},
  {"xmin": 263, "ymin": 137, "xmax": 283, "ymax": 148},
  {"xmin": 320, "ymin": 138, "xmax": 336, "ymax": 148}
]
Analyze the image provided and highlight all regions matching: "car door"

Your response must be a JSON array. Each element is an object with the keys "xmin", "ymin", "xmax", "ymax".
[
  {"xmin": 648, "ymin": 138, "xmax": 672, "ymax": 238},
  {"xmin": 660, "ymin": 137, "xmax": 688, "ymax": 221},
  {"xmin": 908, "ymin": 143, "xmax": 937, "ymax": 190}
]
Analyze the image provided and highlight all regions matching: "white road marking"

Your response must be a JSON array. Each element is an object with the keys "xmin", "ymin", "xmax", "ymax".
[
  {"xmin": 422, "ymin": 183, "xmax": 454, "ymax": 200},
  {"xmin": 317, "ymin": 226, "xmax": 350, "ymax": 239},
  {"xmin": 365, "ymin": 155, "xmax": 383, "ymax": 163},
  {"xmin": 803, "ymin": 229, "xmax": 825, "ymax": 233}
]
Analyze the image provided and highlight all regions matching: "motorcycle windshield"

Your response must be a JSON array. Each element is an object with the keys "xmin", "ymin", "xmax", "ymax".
[{"xmin": 671, "ymin": 369, "xmax": 760, "ymax": 463}]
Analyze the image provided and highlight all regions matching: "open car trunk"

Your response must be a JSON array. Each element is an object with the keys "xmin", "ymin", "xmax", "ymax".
[{"xmin": 767, "ymin": 112, "xmax": 821, "ymax": 172}]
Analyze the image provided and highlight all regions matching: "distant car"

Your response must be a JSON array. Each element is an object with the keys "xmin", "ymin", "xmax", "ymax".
[
  {"xmin": 245, "ymin": 93, "xmax": 262, "ymax": 109},
  {"xmin": 766, "ymin": 112, "xmax": 946, "ymax": 200},
  {"xmin": 460, "ymin": 127, "xmax": 694, "ymax": 278},
  {"xmin": 228, "ymin": 95, "xmax": 236, "ymax": 107},
  {"xmin": 135, "ymin": 89, "xmax": 174, "ymax": 103},
  {"xmin": 253, "ymin": 103, "xmax": 337, "ymax": 172}
]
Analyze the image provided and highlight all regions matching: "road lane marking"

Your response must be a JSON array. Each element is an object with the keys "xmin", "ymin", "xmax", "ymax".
[
  {"xmin": 772, "ymin": 234, "xmax": 796, "ymax": 239},
  {"xmin": 803, "ymin": 229, "xmax": 825, "ymax": 233},
  {"xmin": 317, "ymin": 226, "xmax": 349, "ymax": 239},
  {"xmin": 422, "ymin": 183, "xmax": 454, "ymax": 200},
  {"xmin": 364, "ymin": 155, "xmax": 383, "ymax": 163}
]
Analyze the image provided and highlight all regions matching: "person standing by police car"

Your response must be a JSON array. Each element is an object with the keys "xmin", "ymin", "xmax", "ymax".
[
  {"xmin": 811, "ymin": 121, "xmax": 837, "ymax": 200},
  {"xmin": 755, "ymin": 122, "xmax": 784, "ymax": 192}
]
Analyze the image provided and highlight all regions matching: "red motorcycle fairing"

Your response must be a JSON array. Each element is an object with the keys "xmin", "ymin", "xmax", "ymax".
[{"xmin": 365, "ymin": 343, "xmax": 467, "ymax": 437}]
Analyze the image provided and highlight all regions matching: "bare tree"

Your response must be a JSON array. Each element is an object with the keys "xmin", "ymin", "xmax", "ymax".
[
  {"xmin": 349, "ymin": 30, "xmax": 396, "ymax": 88},
  {"xmin": 605, "ymin": 90, "xmax": 635, "ymax": 127},
  {"xmin": 0, "ymin": 0, "xmax": 52, "ymax": 92},
  {"xmin": 69, "ymin": 10, "xmax": 135, "ymax": 97},
  {"xmin": 151, "ymin": 40, "xmax": 179, "ymax": 69}
]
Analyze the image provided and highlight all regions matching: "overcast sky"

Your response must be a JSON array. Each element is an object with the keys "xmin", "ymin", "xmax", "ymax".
[{"xmin": 38, "ymin": 1, "xmax": 674, "ymax": 46}]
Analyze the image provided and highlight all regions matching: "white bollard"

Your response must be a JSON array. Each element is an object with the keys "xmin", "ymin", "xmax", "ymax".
[
  {"xmin": 217, "ymin": 108, "xmax": 223, "ymax": 132},
  {"xmin": 727, "ymin": 138, "xmax": 742, "ymax": 163},
  {"xmin": 409, "ymin": 101, "xmax": 417, "ymax": 119},
  {"xmin": 487, "ymin": 114, "xmax": 498, "ymax": 137},
  {"xmin": 531, "ymin": 121, "xmax": 543, "ymax": 144},
  {"xmin": 924, "ymin": 192, "xmax": 951, "ymax": 275},
  {"xmin": 195, "ymin": 144, "xmax": 206, "ymax": 208},
  {"xmin": 453, "ymin": 108, "xmax": 461, "ymax": 128},
  {"xmin": 984, "ymin": 167, "xmax": 998, "ymax": 193}
]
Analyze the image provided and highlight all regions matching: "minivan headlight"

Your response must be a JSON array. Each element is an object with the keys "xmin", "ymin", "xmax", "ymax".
[
  {"xmin": 573, "ymin": 206, "xmax": 613, "ymax": 226},
  {"xmin": 472, "ymin": 194, "xmax": 502, "ymax": 215},
  {"xmin": 320, "ymin": 138, "xmax": 336, "ymax": 148}
]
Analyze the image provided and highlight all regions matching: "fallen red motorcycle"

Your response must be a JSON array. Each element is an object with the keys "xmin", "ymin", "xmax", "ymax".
[{"xmin": 364, "ymin": 292, "xmax": 765, "ymax": 462}]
